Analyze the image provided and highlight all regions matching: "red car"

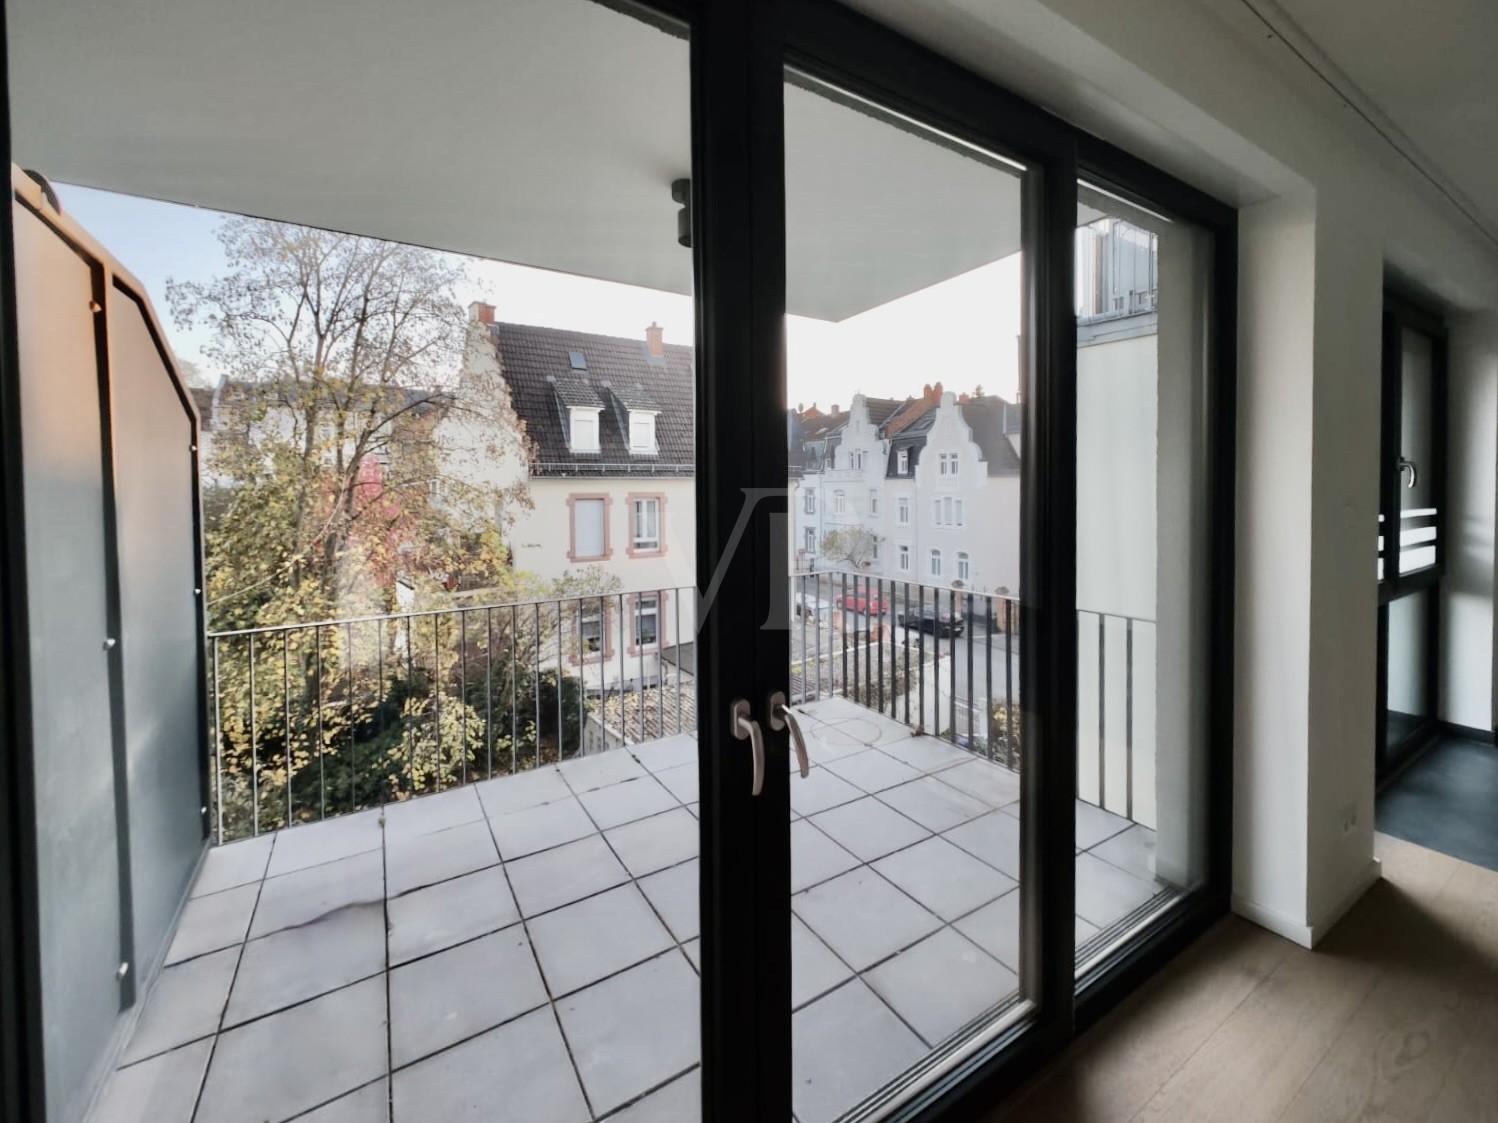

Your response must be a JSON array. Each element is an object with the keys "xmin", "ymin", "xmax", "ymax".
[{"xmin": 839, "ymin": 590, "xmax": 886, "ymax": 615}]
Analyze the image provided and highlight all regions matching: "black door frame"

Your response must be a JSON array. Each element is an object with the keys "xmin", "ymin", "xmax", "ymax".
[
  {"xmin": 0, "ymin": 0, "xmax": 1237, "ymax": 1119},
  {"xmin": 1375, "ymin": 292, "xmax": 1448, "ymax": 786}
]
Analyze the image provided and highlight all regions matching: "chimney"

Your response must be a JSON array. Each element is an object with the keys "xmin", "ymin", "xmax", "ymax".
[
  {"xmin": 469, "ymin": 301, "xmax": 496, "ymax": 325},
  {"xmin": 831, "ymin": 403, "xmax": 840, "ymax": 415},
  {"xmin": 645, "ymin": 322, "xmax": 665, "ymax": 358},
  {"xmin": 958, "ymin": 392, "xmax": 971, "ymax": 405}
]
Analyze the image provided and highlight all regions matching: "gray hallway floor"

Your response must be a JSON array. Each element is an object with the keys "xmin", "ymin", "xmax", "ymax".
[{"xmin": 1377, "ymin": 735, "xmax": 1498, "ymax": 872}]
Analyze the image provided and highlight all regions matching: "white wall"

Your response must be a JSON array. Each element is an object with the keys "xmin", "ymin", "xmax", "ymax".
[
  {"xmin": 1442, "ymin": 312, "xmax": 1498, "ymax": 732},
  {"xmin": 1232, "ymin": 193, "xmax": 1317, "ymax": 941}
]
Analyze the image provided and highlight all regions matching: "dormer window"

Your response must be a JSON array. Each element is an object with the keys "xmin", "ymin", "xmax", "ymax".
[
  {"xmin": 897, "ymin": 448, "xmax": 910, "ymax": 475},
  {"xmin": 629, "ymin": 410, "xmax": 658, "ymax": 454},
  {"xmin": 570, "ymin": 407, "xmax": 601, "ymax": 453}
]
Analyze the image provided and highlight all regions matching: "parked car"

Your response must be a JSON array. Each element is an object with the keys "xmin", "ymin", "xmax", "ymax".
[
  {"xmin": 897, "ymin": 604, "xmax": 965, "ymax": 636},
  {"xmin": 839, "ymin": 590, "xmax": 886, "ymax": 615},
  {"xmin": 793, "ymin": 593, "xmax": 834, "ymax": 623}
]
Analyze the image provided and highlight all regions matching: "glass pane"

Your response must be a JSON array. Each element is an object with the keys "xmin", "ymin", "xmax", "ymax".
[
  {"xmin": 1398, "ymin": 328, "xmax": 1438, "ymax": 574},
  {"xmin": 1386, "ymin": 591, "xmax": 1430, "ymax": 749},
  {"xmin": 1075, "ymin": 184, "xmax": 1213, "ymax": 975},
  {"xmin": 42, "ymin": 1, "xmax": 703, "ymax": 1117},
  {"xmin": 785, "ymin": 72, "xmax": 1029, "ymax": 1121}
]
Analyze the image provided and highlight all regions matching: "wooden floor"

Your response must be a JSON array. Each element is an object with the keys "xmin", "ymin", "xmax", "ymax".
[{"xmin": 991, "ymin": 833, "xmax": 1498, "ymax": 1122}]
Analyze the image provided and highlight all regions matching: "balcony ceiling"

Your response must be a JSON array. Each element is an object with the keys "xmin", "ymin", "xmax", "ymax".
[{"xmin": 7, "ymin": 0, "xmax": 1021, "ymax": 322}]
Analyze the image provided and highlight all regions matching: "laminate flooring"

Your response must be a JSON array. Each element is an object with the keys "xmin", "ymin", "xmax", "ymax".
[{"xmin": 991, "ymin": 833, "xmax": 1498, "ymax": 1122}]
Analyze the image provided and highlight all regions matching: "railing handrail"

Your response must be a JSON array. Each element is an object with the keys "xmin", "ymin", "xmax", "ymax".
[
  {"xmin": 207, "ymin": 584, "xmax": 698, "ymax": 639},
  {"xmin": 794, "ymin": 568, "xmax": 1022, "ymax": 606}
]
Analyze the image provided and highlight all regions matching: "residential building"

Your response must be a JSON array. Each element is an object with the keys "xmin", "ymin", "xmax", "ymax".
[
  {"xmin": 792, "ymin": 383, "xmax": 1023, "ymax": 597},
  {"xmin": 465, "ymin": 304, "xmax": 697, "ymax": 663}
]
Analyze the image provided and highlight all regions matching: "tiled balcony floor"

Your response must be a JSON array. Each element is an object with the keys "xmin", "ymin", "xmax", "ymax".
[{"xmin": 94, "ymin": 697, "xmax": 1166, "ymax": 1123}]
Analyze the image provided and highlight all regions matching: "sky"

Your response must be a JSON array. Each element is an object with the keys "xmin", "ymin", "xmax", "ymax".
[{"xmin": 57, "ymin": 183, "xmax": 1023, "ymax": 409}]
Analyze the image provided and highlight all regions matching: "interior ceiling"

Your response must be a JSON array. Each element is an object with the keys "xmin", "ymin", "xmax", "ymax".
[
  {"xmin": 1265, "ymin": 0, "xmax": 1498, "ymax": 236},
  {"xmin": 7, "ymin": 0, "xmax": 1020, "ymax": 323}
]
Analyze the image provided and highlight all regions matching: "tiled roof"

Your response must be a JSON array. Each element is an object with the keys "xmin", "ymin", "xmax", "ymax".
[
  {"xmin": 961, "ymin": 397, "xmax": 1022, "ymax": 476},
  {"xmin": 490, "ymin": 321, "xmax": 694, "ymax": 477}
]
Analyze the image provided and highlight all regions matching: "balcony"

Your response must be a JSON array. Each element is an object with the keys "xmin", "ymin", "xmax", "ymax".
[{"xmin": 97, "ymin": 703, "xmax": 1166, "ymax": 1123}]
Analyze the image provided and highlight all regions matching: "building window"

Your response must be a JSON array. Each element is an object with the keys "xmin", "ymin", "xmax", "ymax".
[
  {"xmin": 955, "ymin": 499, "xmax": 965, "ymax": 527},
  {"xmin": 930, "ymin": 549, "xmax": 942, "ymax": 578},
  {"xmin": 804, "ymin": 489, "xmax": 816, "ymax": 514},
  {"xmin": 897, "ymin": 496, "xmax": 909, "ymax": 525},
  {"xmin": 897, "ymin": 448, "xmax": 910, "ymax": 475},
  {"xmin": 570, "ymin": 407, "xmax": 601, "ymax": 454},
  {"xmin": 933, "ymin": 498, "xmax": 942, "ymax": 526},
  {"xmin": 939, "ymin": 451, "xmax": 959, "ymax": 476},
  {"xmin": 634, "ymin": 595, "xmax": 660, "ymax": 648},
  {"xmin": 957, "ymin": 552, "xmax": 971, "ymax": 582},
  {"xmin": 805, "ymin": 528, "xmax": 816, "ymax": 553},
  {"xmin": 569, "ymin": 495, "xmax": 609, "ymax": 560},
  {"xmin": 834, "ymin": 490, "xmax": 846, "ymax": 515},
  {"xmin": 869, "ymin": 490, "xmax": 879, "ymax": 515},
  {"xmin": 580, "ymin": 602, "xmax": 604, "ymax": 656},
  {"xmin": 630, "ymin": 496, "xmax": 661, "ymax": 553},
  {"xmin": 898, "ymin": 545, "xmax": 910, "ymax": 572},
  {"xmin": 629, "ymin": 411, "xmax": 657, "ymax": 454}
]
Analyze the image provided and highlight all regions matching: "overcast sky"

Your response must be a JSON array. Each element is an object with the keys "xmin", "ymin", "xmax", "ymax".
[{"xmin": 57, "ymin": 183, "xmax": 1022, "ymax": 409}]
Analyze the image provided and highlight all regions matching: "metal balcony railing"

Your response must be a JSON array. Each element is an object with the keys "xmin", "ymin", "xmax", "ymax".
[
  {"xmin": 208, "ymin": 588, "xmax": 696, "ymax": 842},
  {"xmin": 792, "ymin": 571, "xmax": 1023, "ymax": 769},
  {"xmin": 207, "ymin": 576, "xmax": 1156, "ymax": 842}
]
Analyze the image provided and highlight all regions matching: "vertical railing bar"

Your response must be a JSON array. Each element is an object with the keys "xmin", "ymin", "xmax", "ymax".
[
  {"xmin": 283, "ymin": 631, "xmax": 292, "ymax": 829},
  {"xmin": 1098, "ymin": 613, "xmax": 1107, "ymax": 810},
  {"xmin": 313, "ymin": 626, "xmax": 324, "ymax": 820},
  {"xmin": 1005, "ymin": 600, "xmax": 1014, "ymax": 771},
  {"xmin": 598, "ymin": 596, "xmax": 607, "ymax": 750},
  {"xmin": 864, "ymin": 575, "xmax": 872, "ymax": 710},
  {"xmin": 433, "ymin": 614, "xmax": 443, "ymax": 793},
  {"xmin": 877, "ymin": 578, "xmax": 886, "ymax": 715},
  {"xmin": 248, "ymin": 634, "xmax": 259, "ymax": 837},
  {"xmin": 618, "ymin": 594, "xmax": 626, "ymax": 748},
  {"xmin": 405, "ymin": 621, "xmax": 414, "ymax": 796},
  {"xmin": 485, "ymin": 608, "xmax": 494, "ymax": 780},
  {"xmin": 509, "ymin": 605, "xmax": 518, "ymax": 775},
  {"xmin": 557, "ymin": 601, "xmax": 565, "ymax": 760},
  {"xmin": 576, "ymin": 599, "xmax": 584, "ymax": 757},
  {"xmin": 903, "ymin": 581, "xmax": 910, "ymax": 727},
  {"xmin": 675, "ymin": 589, "xmax": 683, "ymax": 733},
  {"xmin": 638, "ymin": 596, "xmax": 646, "ymax": 743},
  {"xmin": 966, "ymin": 593, "xmax": 975, "ymax": 754},
  {"xmin": 948, "ymin": 589, "xmax": 957, "ymax": 746},
  {"xmin": 814, "ymin": 575, "xmax": 823, "ymax": 702},
  {"xmin": 1126, "ymin": 617, "xmax": 1135, "ymax": 822},
  {"xmin": 461, "ymin": 610, "xmax": 469, "ymax": 787},
  {"xmin": 212, "ymin": 636, "xmax": 223, "ymax": 844},
  {"xmin": 917, "ymin": 584, "xmax": 926, "ymax": 734},
  {"xmin": 841, "ymin": 572, "xmax": 849, "ymax": 704},
  {"xmin": 535, "ymin": 601, "xmax": 542, "ymax": 769},
  {"xmin": 344, "ymin": 621, "xmax": 353, "ymax": 815},
  {"xmin": 984, "ymin": 596, "xmax": 994, "ymax": 763},
  {"xmin": 376, "ymin": 618, "xmax": 385, "ymax": 803}
]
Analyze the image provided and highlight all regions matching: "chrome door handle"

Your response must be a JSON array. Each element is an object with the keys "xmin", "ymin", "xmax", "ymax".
[
  {"xmin": 768, "ymin": 690, "xmax": 810, "ymax": 779},
  {"xmin": 730, "ymin": 698, "xmax": 766, "ymax": 796},
  {"xmin": 1399, "ymin": 457, "xmax": 1418, "ymax": 489}
]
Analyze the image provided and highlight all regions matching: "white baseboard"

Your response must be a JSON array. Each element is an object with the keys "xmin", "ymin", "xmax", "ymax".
[
  {"xmin": 1231, "ymin": 857, "xmax": 1382, "ymax": 949},
  {"xmin": 1230, "ymin": 893, "xmax": 1315, "ymax": 947}
]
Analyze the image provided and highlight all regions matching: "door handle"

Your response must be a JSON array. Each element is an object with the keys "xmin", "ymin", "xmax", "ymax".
[
  {"xmin": 730, "ymin": 698, "xmax": 765, "ymax": 796},
  {"xmin": 768, "ymin": 691, "xmax": 810, "ymax": 779},
  {"xmin": 1399, "ymin": 457, "xmax": 1418, "ymax": 490}
]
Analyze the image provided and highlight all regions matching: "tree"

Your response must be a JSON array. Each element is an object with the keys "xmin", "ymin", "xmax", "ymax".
[
  {"xmin": 820, "ymin": 526, "xmax": 882, "ymax": 569},
  {"xmin": 171, "ymin": 217, "xmax": 533, "ymax": 632}
]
